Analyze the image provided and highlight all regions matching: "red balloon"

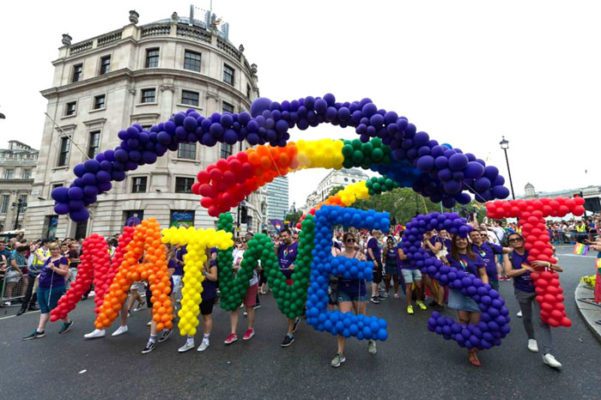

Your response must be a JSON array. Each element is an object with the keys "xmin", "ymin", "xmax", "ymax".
[
  {"xmin": 196, "ymin": 171, "xmax": 211, "ymax": 184},
  {"xmin": 199, "ymin": 184, "xmax": 216, "ymax": 198}
]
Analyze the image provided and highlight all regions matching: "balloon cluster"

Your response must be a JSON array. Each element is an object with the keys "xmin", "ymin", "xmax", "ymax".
[
  {"xmin": 102, "ymin": 226, "xmax": 136, "ymax": 306},
  {"xmin": 194, "ymin": 144, "xmax": 299, "ymax": 216},
  {"xmin": 322, "ymin": 181, "xmax": 370, "ymax": 207},
  {"xmin": 54, "ymin": 94, "xmax": 509, "ymax": 223},
  {"xmin": 95, "ymin": 219, "xmax": 173, "ymax": 331},
  {"xmin": 161, "ymin": 226, "xmax": 233, "ymax": 336},
  {"xmin": 365, "ymin": 176, "xmax": 399, "ymax": 196},
  {"xmin": 401, "ymin": 212, "xmax": 511, "ymax": 350},
  {"xmin": 51, "ymin": 234, "xmax": 111, "ymax": 321},
  {"xmin": 341, "ymin": 138, "xmax": 391, "ymax": 169},
  {"xmin": 305, "ymin": 206, "xmax": 389, "ymax": 340},
  {"xmin": 371, "ymin": 159, "xmax": 424, "ymax": 189},
  {"xmin": 296, "ymin": 139, "xmax": 345, "ymax": 170},
  {"xmin": 531, "ymin": 270, "xmax": 570, "ymax": 327},
  {"xmin": 215, "ymin": 213, "xmax": 256, "ymax": 311}
]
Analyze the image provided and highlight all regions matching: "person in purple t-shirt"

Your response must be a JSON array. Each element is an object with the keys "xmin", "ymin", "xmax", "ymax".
[
  {"xmin": 23, "ymin": 244, "xmax": 73, "ymax": 340},
  {"xmin": 277, "ymin": 228, "xmax": 301, "ymax": 347},
  {"xmin": 447, "ymin": 235, "xmax": 488, "ymax": 367},
  {"xmin": 503, "ymin": 232, "xmax": 564, "ymax": 370},
  {"xmin": 469, "ymin": 230, "xmax": 512, "ymax": 291},
  {"xmin": 365, "ymin": 230, "xmax": 383, "ymax": 304}
]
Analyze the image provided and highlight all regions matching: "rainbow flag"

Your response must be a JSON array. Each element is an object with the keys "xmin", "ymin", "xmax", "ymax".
[{"xmin": 573, "ymin": 243, "xmax": 589, "ymax": 255}]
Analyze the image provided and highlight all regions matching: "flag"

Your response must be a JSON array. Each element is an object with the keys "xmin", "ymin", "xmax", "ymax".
[
  {"xmin": 595, "ymin": 259, "xmax": 601, "ymax": 303},
  {"xmin": 573, "ymin": 243, "xmax": 589, "ymax": 255}
]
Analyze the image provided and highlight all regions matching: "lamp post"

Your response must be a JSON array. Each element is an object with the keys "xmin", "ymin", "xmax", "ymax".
[
  {"xmin": 13, "ymin": 198, "xmax": 27, "ymax": 230},
  {"xmin": 499, "ymin": 136, "xmax": 515, "ymax": 200}
]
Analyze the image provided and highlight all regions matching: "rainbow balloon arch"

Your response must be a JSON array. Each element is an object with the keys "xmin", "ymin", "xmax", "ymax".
[{"xmin": 48, "ymin": 94, "xmax": 584, "ymax": 351}]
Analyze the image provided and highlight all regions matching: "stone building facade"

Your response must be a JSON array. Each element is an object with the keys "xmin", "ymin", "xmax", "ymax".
[
  {"xmin": 0, "ymin": 141, "xmax": 38, "ymax": 232},
  {"xmin": 25, "ymin": 10, "xmax": 262, "ymax": 239}
]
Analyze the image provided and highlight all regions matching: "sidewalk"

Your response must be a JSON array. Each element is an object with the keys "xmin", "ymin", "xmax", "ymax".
[{"xmin": 575, "ymin": 282, "xmax": 601, "ymax": 343}]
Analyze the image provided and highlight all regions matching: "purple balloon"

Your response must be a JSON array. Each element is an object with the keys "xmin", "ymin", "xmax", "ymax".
[
  {"xmin": 183, "ymin": 116, "xmax": 198, "ymax": 132},
  {"xmin": 111, "ymin": 170, "xmax": 126, "ymax": 181},
  {"xmin": 68, "ymin": 187, "xmax": 84, "ymax": 200},
  {"xmin": 142, "ymin": 151, "xmax": 157, "ymax": 164},
  {"xmin": 114, "ymin": 149, "xmax": 129, "ymax": 162},
  {"xmin": 464, "ymin": 161, "xmax": 485, "ymax": 179},
  {"xmin": 448, "ymin": 153, "xmax": 468, "ymax": 171},
  {"xmin": 96, "ymin": 170, "xmax": 111, "ymax": 183},
  {"xmin": 69, "ymin": 208, "xmax": 89, "ymax": 222},
  {"xmin": 250, "ymin": 97, "xmax": 272, "ymax": 117},
  {"xmin": 98, "ymin": 181, "xmax": 112, "ymax": 192},
  {"xmin": 434, "ymin": 156, "xmax": 449, "ymax": 169},
  {"xmin": 223, "ymin": 129, "xmax": 238, "ymax": 144},
  {"xmin": 54, "ymin": 203, "xmax": 70, "ymax": 215},
  {"xmin": 82, "ymin": 173, "xmax": 97, "ymax": 186},
  {"xmin": 474, "ymin": 177, "xmax": 492, "ymax": 192},
  {"xmin": 416, "ymin": 155, "xmax": 435, "ymax": 171},
  {"xmin": 68, "ymin": 200, "xmax": 84, "ymax": 210},
  {"xmin": 83, "ymin": 185, "xmax": 98, "ymax": 198}
]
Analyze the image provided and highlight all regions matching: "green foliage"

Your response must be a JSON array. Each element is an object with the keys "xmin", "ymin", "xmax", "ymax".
[{"xmin": 284, "ymin": 209, "xmax": 304, "ymax": 226}]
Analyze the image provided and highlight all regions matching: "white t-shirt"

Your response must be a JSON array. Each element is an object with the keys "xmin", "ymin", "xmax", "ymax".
[{"xmin": 233, "ymin": 249, "xmax": 258, "ymax": 286}]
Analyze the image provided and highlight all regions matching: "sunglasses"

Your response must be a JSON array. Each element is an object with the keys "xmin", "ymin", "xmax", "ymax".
[
  {"xmin": 508, "ymin": 237, "xmax": 523, "ymax": 243},
  {"xmin": 345, "ymin": 239, "xmax": 355, "ymax": 243}
]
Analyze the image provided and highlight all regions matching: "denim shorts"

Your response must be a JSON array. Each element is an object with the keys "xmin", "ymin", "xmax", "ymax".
[
  {"xmin": 401, "ymin": 269, "xmax": 422, "ymax": 283},
  {"xmin": 37, "ymin": 286, "xmax": 66, "ymax": 314},
  {"xmin": 337, "ymin": 290, "xmax": 368, "ymax": 303},
  {"xmin": 448, "ymin": 288, "xmax": 480, "ymax": 313}
]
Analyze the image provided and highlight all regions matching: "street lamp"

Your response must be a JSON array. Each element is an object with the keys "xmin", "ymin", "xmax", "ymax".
[
  {"xmin": 12, "ymin": 197, "xmax": 27, "ymax": 230},
  {"xmin": 499, "ymin": 136, "xmax": 516, "ymax": 200}
]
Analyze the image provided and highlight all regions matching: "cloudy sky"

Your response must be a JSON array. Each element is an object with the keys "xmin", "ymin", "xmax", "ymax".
[{"xmin": 1, "ymin": 0, "xmax": 599, "ymax": 208}]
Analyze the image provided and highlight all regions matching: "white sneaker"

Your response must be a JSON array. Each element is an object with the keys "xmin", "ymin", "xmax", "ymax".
[
  {"xmin": 528, "ymin": 339, "xmax": 539, "ymax": 353},
  {"xmin": 393, "ymin": 293, "xmax": 400, "ymax": 299},
  {"xmin": 84, "ymin": 329, "xmax": 106, "ymax": 339},
  {"xmin": 88, "ymin": 291, "xmax": 96, "ymax": 297},
  {"xmin": 542, "ymin": 353, "xmax": 562, "ymax": 369},
  {"xmin": 197, "ymin": 339, "xmax": 210, "ymax": 352},
  {"xmin": 146, "ymin": 320, "xmax": 152, "ymax": 326},
  {"xmin": 112, "ymin": 325, "xmax": 128, "ymax": 337},
  {"xmin": 178, "ymin": 341, "xmax": 195, "ymax": 353},
  {"xmin": 368, "ymin": 339, "xmax": 377, "ymax": 354},
  {"xmin": 516, "ymin": 311, "xmax": 523, "ymax": 318}
]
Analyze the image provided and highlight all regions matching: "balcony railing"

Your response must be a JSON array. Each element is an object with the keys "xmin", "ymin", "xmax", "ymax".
[{"xmin": 176, "ymin": 25, "xmax": 211, "ymax": 43}]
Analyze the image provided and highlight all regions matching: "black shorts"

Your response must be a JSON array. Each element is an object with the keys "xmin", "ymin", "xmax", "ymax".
[
  {"xmin": 145, "ymin": 284, "xmax": 172, "ymax": 309},
  {"xmin": 372, "ymin": 260, "xmax": 383, "ymax": 284},
  {"xmin": 200, "ymin": 298, "xmax": 215, "ymax": 315}
]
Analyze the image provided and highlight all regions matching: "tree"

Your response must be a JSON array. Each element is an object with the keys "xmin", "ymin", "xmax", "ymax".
[
  {"xmin": 284, "ymin": 210, "xmax": 304, "ymax": 227},
  {"xmin": 328, "ymin": 185, "xmax": 345, "ymax": 197}
]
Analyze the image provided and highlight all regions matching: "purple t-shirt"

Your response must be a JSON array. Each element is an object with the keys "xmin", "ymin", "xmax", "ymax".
[
  {"xmin": 509, "ymin": 251, "xmax": 534, "ymax": 293},
  {"xmin": 38, "ymin": 257, "xmax": 68, "ymax": 289},
  {"xmin": 173, "ymin": 247, "xmax": 187, "ymax": 276},
  {"xmin": 278, "ymin": 242, "xmax": 298, "ymax": 279},
  {"xmin": 384, "ymin": 247, "xmax": 399, "ymax": 268},
  {"xmin": 472, "ymin": 243, "xmax": 503, "ymax": 281},
  {"xmin": 366, "ymin": 237, "xmax": 381, "ymax": 262},
  {"xmin": 202, "ymin": 265, "xmax": 218, "ymax": 300},
  {"xmin": 448, "ymin": 253, "xmax": 485, "ymax": 277}
]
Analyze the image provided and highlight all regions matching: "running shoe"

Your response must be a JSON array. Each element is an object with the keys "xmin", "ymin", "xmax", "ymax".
[
  {"xmin": 331, "ymin": 353, "xmax": 346, "ymax": 368},
  {"xmin": 178, "ymin": 341, "xmax": 195, "ymax": 353},
  {"xmin": 368, "ymin": 340, "xmax": 377, "ymax": 354},
  {"xmin": 516, "ymin": 310, "xmax": 523, "ymax": 318},
  {"xmin": 370, "ymin": 296, "xmax": 380, "ymax": 304},
  {"xmin": 158, "ymin": 329, "xmax": 172, "ymax": 343},
  {"xmin": 23, "ymin": 330, "xmax": 45, "ymax": 340},
  {"xmin": 542, "ymin": 353, "xmax": 562, "ymax": 369},
  {"xmin": 242, "ymin": 328, "xmax": 255, "ymax": 341},
  {"xmin": 416, "ymin": 300, "xmax": 427, "ymax": 311},
  {"xmin": 197, "ymin": 339, "xmax": 210, "ymax": 352},
  {"xmin": 407, "ymin": 305, "xmax": 414, "ymax": 315},
  {"xmin": 58, "ymin": 320, "xmax": 74, "ymax": 334},
  {"xmin": 528, "ymin": 339, "xmax": 539, "ymax": 353},
  {"xmin": 112, "ymin": 325, "xmax": 128, "ymax": 337},
  {"xmin": 224, "ymin": 333, "xmax": 238, "ymax": 345},
  {"xmin": 84, "ymin": 329, "xmax": 106, "ymax": 339},
  {"xmin": 141, "ymin": 340, "xmax": 156, "ymax": 354},
  {"xmin": 281, "ymin": 334, "xmax": 294, "ymax": 347}
]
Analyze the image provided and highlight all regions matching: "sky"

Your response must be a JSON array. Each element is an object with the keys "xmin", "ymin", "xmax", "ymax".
[{"xmin": 1, "ymin": 0, "xmax": 600, "ymax": 209}]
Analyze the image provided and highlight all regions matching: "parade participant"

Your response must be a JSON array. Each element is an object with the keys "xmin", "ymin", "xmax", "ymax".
[
  {"xmin": 422, "ymin": 230, "xmax": 445, "ymax": 308},
  {"xmin": 469, "ymin": 230, "xmax": 511, "ymax": 291},
  {"xmin": 172, "ymin": 244, "xmax": 186, "ymax": 302},
  {"xmin": 383, "ymin": 236, "xmax": 401, "ymax": 299},
  {"xmin": 67, "ymin": 242, "xmax": 80, "ymax": 289},
  {"xmin": 447, "ymin": 235, "xmax": 488, "ymax": 367},
  {"xmin": 178, "ymin": 255, "xmax": 218, "ymax": 353},
  {"xmin": 366, "ymin": 229, "xmax": 383, "ymax": 304},
  {"xmin": 141, "ymin": 255, "xmax": 175, "ymax": 354},
  {"xmin": 331, "ymin": 232, "xmax": 376, "ymax": 368},
  {"xmin": 277, "ymin": 228, "xmax": 301, "ymax": 347},
  {"xmin": 16, "ymin": 240, "xmax": 47, "ymax": 315},
  {"xmin": 399, "ymin": 244, "xmax": 427, "ymax": 315},
  {"xmin": 23, "ymin": 244, "xmax": 73, "ymax": 339},
  {"xmin": 224, "ymin": 239, "xmax": 258, "ymax": 345},
  {"xmin": 503, "ymin": 233, "xmax": 563, "ymax": 369},
  {"xmin": 4, "ymin": 246, "xmax": 28, "ymax": 305}
]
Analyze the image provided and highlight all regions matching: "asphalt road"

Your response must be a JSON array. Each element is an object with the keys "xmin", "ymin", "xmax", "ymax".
[{"xmin": 1, "ymin": 246, "xmax": 599, "ymax": 400}]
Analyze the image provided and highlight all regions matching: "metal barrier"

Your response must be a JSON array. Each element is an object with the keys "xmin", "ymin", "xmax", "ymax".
[{"xmin": 0, "ymin": 264, "xmax": 28, "ymax": 307}]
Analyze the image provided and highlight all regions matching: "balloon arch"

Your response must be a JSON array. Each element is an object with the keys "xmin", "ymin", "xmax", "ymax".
[{"xmin": 48, "ymin": 95, "xmax": 581, "ymax": 352}]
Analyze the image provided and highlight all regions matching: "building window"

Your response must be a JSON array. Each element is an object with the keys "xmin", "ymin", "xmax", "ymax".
[
  {"xmin": 22, "ymin": 169, "xmax": 32, "ymax": 179},
  {"xmin": 0, "ymin": 195, "xmax": 9, "ymax": 214},
  {"xmin": 88, "ymin": 131, "xmax": 101, "ymax": 158},
  {"xmin": 177, "ymin": 143, "xmax": 196, "ymax": 160},
  {"xmin": 145, "ymin": 48, "xmax": 159, "ymax": 68},
  {"xmin": 141, "ymin": 88, "xmax": 156, "ymax": 104},
  {"xmin": 124, "ymin": 210, "xmax": 144, "ymax": 225},
  {"xmin": 181, "ymin": 90, "xmax": 199, "ymax": 106},
  {"xmin": 18, "ymin": 194, "xmax": 28, "ymax": 210},
  {"xmin": 99, "ymin": 55, "xmax": 111, "ymax": 75},
  {"xmin": 131, "ymin": 176, "xmax": 147, "ymax": 193},
  {"xmin": 246, "ymin": 84, "xmax": 251, "ymax": 99},
  {"xmin": 44, "ymin": 215, "xmax": 58, "ymax": 240},
  {"xmin": 93, "ymin": 94, "xmax": 106, "ymax": 110},
  {"xmin": 65, "ymin": 101, "xmax": 77, "ymax": 116},
  {"xmin": 170, "ymin": 210, "xmax": 195, "ymax": 228},
  {"xmin": 175, "ymin": 177, "xmax": 194, "ymax": 193},
  {"xmin": 223, "ymin": 64, "xmax": 235, "ymax": 85},
  {"xmin": 4, "ymin": 169, "xmax": 14, "ymax": 179},
  {"xmin": 183, "ymin": 50, "xmax": 201, "ymax": 72},
  {"xmin": 72, "ymin": 63, "xmax": 83, "ymax": 82},
  {"xmin": 220, "ymin": 143, "xmax": 233, "ymax": 159},
  {"xmin": 222, "ymin": 101, "xmax": 234, "ymax": 114},
  {"xmin": 52, "ymin": 183, "xmax": 63, "ymax": 191},
  {"xmin": 58, "ymin": 137, "xmax": 70, "ymax": 166},
  {"xmin": 74, "ymin": 220, "xmax": 88, "ymax": 239}
]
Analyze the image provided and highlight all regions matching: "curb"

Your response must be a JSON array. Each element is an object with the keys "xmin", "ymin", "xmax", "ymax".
[{"xmin": 574, "ymin": 283, "xmax": 601, "ymax": 344}]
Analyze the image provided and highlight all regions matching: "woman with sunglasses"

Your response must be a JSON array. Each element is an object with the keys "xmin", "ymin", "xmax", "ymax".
[
  {"xmin": 383, "ymin": 237, "xmax": 401, "ymax": 299},
  {"xmin": 469, "ymin": 230, "xmax": 512, "ymax": 291},
  {"xmin": 23, "ymin": 243, "xmax": 73, "ymax": 340},
  {"xmin": 331, "ymin": 233, "xmax": 376, "ymax": 367},
  {"xmin": 503, "ymin": 233, "xmax": 563, "ymax": 369},
  {"xmin": 447, "ymin": 235, "xmax": 488, "ymax": 366}
]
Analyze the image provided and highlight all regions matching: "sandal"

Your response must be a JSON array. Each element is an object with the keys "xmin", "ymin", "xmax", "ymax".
[{"xmin": 468, "ymin": 350, "xmax": 481, "ymax": 367}]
